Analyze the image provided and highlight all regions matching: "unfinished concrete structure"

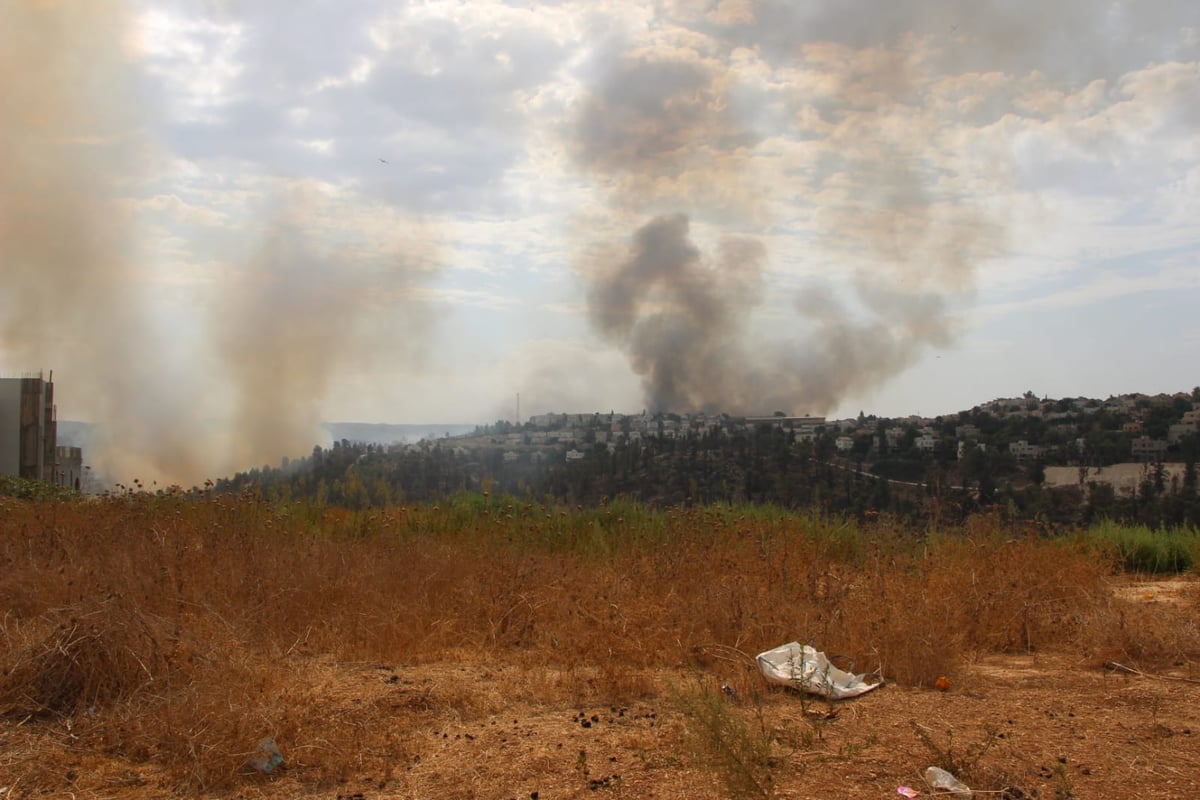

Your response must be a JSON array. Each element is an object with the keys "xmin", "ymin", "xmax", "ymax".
[
  {"xmin": 0, "ymin": 372, "xmax": 58, "ymax": 482},
  {"xmin": 54, "ymin": 445, "xmax": 83, "ymax": 491}
]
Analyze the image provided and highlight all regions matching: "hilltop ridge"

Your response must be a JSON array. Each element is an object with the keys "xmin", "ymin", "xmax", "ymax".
[{"xmin": 219, "ymin": 388, "xmax": 1200, "ymax": 529}]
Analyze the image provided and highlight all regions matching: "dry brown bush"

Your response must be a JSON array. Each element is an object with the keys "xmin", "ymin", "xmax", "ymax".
[{"xmin": 0, "ymin": 601, "xmax": 173, "ymax": 718}]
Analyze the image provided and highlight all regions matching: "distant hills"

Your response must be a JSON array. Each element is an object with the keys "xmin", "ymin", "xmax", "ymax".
[
  {"xmin": 212, "ymin": 388, "xmax": 1200, "ymax": 529},
  {"xmin": 54, "ymin": 421, "xmax": 478, "ymax": 452},
  {"xmin": 56, "ymin": 421, "xmax": 96, "ymax": 449}
]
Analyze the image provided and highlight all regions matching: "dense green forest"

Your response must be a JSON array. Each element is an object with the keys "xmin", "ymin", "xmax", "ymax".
[{"xmin": 215, "ymin": 424, "xmax": 1200, "ymax": 528}]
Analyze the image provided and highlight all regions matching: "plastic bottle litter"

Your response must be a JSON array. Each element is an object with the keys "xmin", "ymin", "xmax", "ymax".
[
  {"xmin": 247, "ymin": 737, "xmax": 284, "ymax": 774},
  {"xmin": 924, "ymin": 766, "xmax": 972, "ymax": 797}
]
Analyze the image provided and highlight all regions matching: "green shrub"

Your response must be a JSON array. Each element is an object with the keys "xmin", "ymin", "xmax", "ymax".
[
  {"xmin": 1088, "ymin": 521, "xmax": 1199, "ymax": 574},
  {"xmin": 0, "ymin": 475, "xmax": 76, "ymax": 501}
]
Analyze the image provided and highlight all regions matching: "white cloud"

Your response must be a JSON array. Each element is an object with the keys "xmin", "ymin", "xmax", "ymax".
[
  {"xmin": 137, "ymin": 193, "xmax": 230, "ymax": 226},
  {"xmin": 134, "ymin": 9, "xmax": 245, "ymax": 123},
  {"xmin": 978, "ymin": 260, "xmax": 1200, "ymax": 322},
  {"xmin": 299, "ymin": 138, "xmax": 335, "ymax": 155}
]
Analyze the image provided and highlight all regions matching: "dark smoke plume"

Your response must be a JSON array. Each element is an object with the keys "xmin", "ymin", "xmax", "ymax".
[
  {"xmin": 590, "ymin": 217, "xmax": 960, "ymax": 414},
  {"xmin": 586, "ymin": 214, "xmax": 764, "ymax": 411},
  {"xmin": 574, "ymin": 1, "xmax": 1041, "ymax": 414}
]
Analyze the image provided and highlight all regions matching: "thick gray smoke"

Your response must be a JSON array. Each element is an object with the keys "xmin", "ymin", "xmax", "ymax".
[
  {"xmin": 587, "ymin": 214, "xmax": 765, "ymax": 411},
  {"xmin": 577, "ymin": 0, "xmax": 1196, "ymax": 414},
  {"xmin": 574, "ymin": 52, "xmax": 758, "ymax": 213},
  {"xmin": 590, "ymin": 216, "xmax": 957, "ymax": 414}
]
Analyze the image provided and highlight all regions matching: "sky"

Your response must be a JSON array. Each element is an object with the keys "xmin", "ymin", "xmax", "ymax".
[{"xmin": 1, "ymin": 0, "xmax": 1198, "ymax": 485}]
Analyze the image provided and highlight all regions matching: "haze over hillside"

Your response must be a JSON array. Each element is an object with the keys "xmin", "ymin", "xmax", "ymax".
[{"xmin": 55, "ymin": 421, "xmax": 478, "ymax": 471}]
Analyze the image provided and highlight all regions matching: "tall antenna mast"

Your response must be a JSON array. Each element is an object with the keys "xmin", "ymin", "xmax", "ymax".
[{"xmin": 516, "ymin": 392, "xmax": 520, "ymax": 426}]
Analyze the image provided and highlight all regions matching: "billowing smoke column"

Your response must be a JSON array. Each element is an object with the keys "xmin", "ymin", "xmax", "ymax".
[
  {"xmin": 215, "ymin": 191, "xmax": 437, "ymax": 474},
  {"xmin": 587, "ymin": 214, "xmax": 765, "ymax": 412},
  {"xmin": 575, "ymin": 0, "xmax": 1193, "ymax": 414},
  {"xmin": 0, "ymin": 0, "xmax": 204, "ymax": 482},
  {"xmin": 573, "ymin": 47, "xmax": 775, "ymax": 412},
  {"xmin": 0, "ymin": 1, "xmax": 437, "ymax": 486},
  {"xmin": 587, "ymin": 214, "xmax": 959, "ymax": 414},
  {"xmin": 218, "ymin": 208, "xmax": 356, "ymax": 473}
]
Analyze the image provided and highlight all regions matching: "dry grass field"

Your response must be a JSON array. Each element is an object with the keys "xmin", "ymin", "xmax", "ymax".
[{"xmin": 2, "ymin": 492, "xmax": 1199, "ymax": 798}]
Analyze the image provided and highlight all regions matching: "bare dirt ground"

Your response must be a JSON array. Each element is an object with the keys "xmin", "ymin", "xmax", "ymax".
[
  {"xmin": 1111, "ymin": 576, "xmax": 1198, "ymax": 606},
  {"xmin": 4, "ymin": 578, "xmax": 1200, "ymax": 800},
  {"xmin": 1044, "ymin": 464, "xmax": 1190, "ymax": 495}
]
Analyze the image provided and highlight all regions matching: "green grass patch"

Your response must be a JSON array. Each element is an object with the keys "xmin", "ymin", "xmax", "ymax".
[{"xmin": 1087, "ymin": 520, "xmax": 1200, "ymax": 574}]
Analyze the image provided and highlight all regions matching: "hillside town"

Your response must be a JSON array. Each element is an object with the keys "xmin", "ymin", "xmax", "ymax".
[
  {"xmin": 401, "ymin": 389, "xmax": 1200, "ymax": 479},
  {"xmin": 6, "ymin": 374, "xmax": 1197, "ymax": 502}
]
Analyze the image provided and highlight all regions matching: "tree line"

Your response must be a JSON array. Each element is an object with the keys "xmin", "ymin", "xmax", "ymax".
[{"xmin": 215, "ymin": 425, "xmax": 1200, "ymax": 529}]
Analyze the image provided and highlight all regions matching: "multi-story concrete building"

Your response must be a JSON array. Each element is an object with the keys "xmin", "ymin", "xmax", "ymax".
[
  {"xmin": 0, "ymin": 373, "xmax": 58, "ymax": 482},
  {"xmin": 955, "ymin": 424, "xmax": 981, "ymax": 439},
  {"xmin": 1131, "ymin": 436, "xmax": 1169, "ymax": 462},
  {"xmin": 1009, "ymin": 440, "xmax": 1044, "ymax": 461}
]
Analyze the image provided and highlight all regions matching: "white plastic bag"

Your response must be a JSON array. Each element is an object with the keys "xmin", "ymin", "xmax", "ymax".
[
  {"xmin": 924, "ymin": 765, "xmax": 972, "ymax": 797},
  {"xmin": 755, "ymin": 642, "xmax": 882, "ymax": 700}
]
